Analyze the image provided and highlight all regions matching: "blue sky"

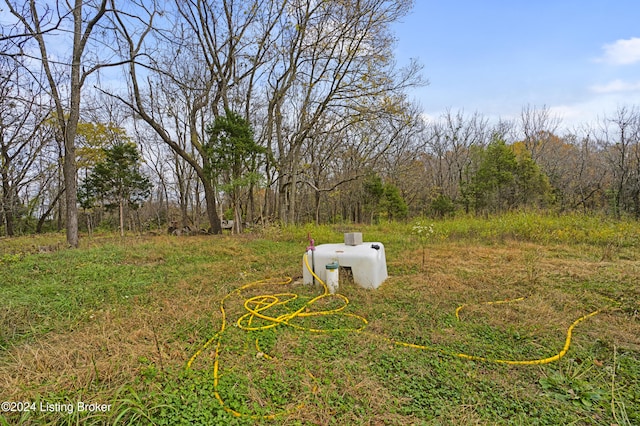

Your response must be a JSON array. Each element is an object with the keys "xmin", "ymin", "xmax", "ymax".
[{"xmin": 392, "ymin": 1, "xmax": 640, "ymax": 129}]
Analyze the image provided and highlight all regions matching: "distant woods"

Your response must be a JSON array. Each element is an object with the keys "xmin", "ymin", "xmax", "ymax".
[{"xmin": 1, "ymin": 1, "xmax": 639, "ymax": 240}]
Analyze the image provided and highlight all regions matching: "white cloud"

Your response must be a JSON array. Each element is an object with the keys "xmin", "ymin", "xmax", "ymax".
[
  {"xmin": 549, "ymin": 90, "xmax": 640, "ymax": 131},
  {"xmin": 598, "ymin": 37, "xmax": 640, "ymax": 65},
  {"xmin": 590, "ymin": 79, "xmax": 640, "ymax": 93},
  {"xmin": 547, "ymin": 102, "xmax": 606, "ymax": 130},
  {"xmin": 548, "ymin": 104, "xmax": 581, "ymax": 121},
  {"xmin": 419, "ymin": 112, "xmax": 437, "ymax": 123}
]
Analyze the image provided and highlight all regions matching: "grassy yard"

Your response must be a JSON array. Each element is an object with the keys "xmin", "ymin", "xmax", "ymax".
[{"xmin": 1, "ymin": 213, "xmax": 639, "ymax": 425}]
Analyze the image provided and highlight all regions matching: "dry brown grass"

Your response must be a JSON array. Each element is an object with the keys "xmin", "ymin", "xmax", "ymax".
[
  {"xmin": 1, "ymin": 230, "xmax": 638, "ymax": 424},
  {"xmin": 0, "ymin": 264, "xmax": 227, "ymax": 402}
]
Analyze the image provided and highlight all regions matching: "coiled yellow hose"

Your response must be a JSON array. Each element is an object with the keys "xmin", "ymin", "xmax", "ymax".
[{"xmin": 187, "ymin": 252, "xmax": 604, "ymax": 419}]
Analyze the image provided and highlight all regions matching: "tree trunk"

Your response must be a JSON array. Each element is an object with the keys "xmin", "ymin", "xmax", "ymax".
[
  {"xmin": 4, "ymin": 210, "xmax": 14, "ymax": 237},
  {"xmin": 119, "ymin": 198, "xmax": 124, "ymax": 237},
  {"xmin": 281, "ymin": 165, "xmax": 298, "ymax": 225},
  {"xmin": 203, "ymin": 180, "xmax": 222, "ymax": 234},
  {"xmin": 289, "ymin": 185, "xmax": 297, "ymax": 224},
  {"xmin": 62, "ymin": 0, "xmax": 89, "ymax": 248},
  {"xmin": 233, "ymin": 197, "xmax": 242, "ymax": 234},
  {"xmin": 86, "ymin": 211, "xmax": 93, "ymax": 237},
  {"xmin": 1, "ymin": 173, "xmax": 14, "ymax": 236},
  {"xmin": 314, "ymin": 189, "xmax": 321, "ymax": 225},
  {"xmin": 247, "ymin": 182, "xmax": 255, "ymax": 225},
  {"xmin": 36, "ymin": 187, "xmax": 64, "ymax": 233},
  {"xmin": 278, "ymin": 177, "xmax": 289, "ymax": 224},
  {"xmin": 63, "ymin": 135, "xmax": 79, "ymax": 247},
  {"xmin": 1, "ymin": 150, "xmax": 14, "ymax": 236}
]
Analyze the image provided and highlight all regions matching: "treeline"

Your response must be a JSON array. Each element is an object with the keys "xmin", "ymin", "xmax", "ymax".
[
  {"xmin": 286, "ymin": 105, "xmax": 640, "ymax": 223},
  {"xmin": 1, "ymin": 1, "xmax": 639, "ymax": 241}
]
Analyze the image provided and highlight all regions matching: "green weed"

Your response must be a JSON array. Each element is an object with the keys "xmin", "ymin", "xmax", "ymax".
[{"xmin": 1, "ymin": 214, "xmax": 639, "ymax": 425}]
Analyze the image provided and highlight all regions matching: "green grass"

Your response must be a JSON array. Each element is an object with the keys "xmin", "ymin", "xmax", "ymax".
[{"xmin": 1, "ymin": 214, "xmax": 639, "ymax": 425}]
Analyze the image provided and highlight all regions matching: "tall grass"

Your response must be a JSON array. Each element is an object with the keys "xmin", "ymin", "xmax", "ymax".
[
  {"xmin": 1, "ymin": 213, "xmax": 639, "ymax": 425},
  {"xmin": 430, "ymin": 211, "xmax": 639, "ymax": 247}
]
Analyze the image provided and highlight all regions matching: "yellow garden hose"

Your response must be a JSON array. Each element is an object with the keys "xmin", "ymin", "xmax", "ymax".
[
  {"xmin": 454, "ymin": 297, "xmax": 527, "ymax": 320},
  {"xmin": 389, "ymin": 307, "xmax": 602, "ymax": 366},
  {"xmin": 187, "ymin": 252, "xmax": 605, "ymax": 419},
  {"xmin": 185, "ymin": 269, "xmax": 368, "ymax": 419},
  {"xmin": 451, "ymin": 299, "xmax": 602, "ymax": 365}
]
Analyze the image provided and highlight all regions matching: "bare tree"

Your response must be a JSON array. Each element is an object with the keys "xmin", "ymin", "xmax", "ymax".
[
  {"xmin": 424, "ymin": 109, "xmax": 489, "ymax": 203},
  {"xmin": 108, "ymin": 0, "xmax": 422, "ymax": 229},
  {"xmin": 260, "ymin": 0, "xmax": 422, "ymax": 223},
  {"xmin": 598, "ymin": 106, "xmax": 640, "ymax": 218},
  {"xmin": 520, "ymin": 104, "xmax": 562, "ymax": 168},
  {"xmin": 3, "ymin": 0, "xmax": 113, "ymax": 246},
  {"xmin": 565, "ymin": 129, "xmax": 609, "ymax": 213},
  {"xmin": 109, "ymin": 0, "xmax": 281, "ymax": 233},
  {"xmin": 0, "ymin": 55, "xmax": 54, "ymax": 236}
]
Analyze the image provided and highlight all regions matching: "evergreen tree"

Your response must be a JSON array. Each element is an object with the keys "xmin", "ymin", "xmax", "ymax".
[
  {"xmin": 430, "ymin": 193, "xmax": 456, "ymax": 218},
  {"xmin": 363, "ymin": 173, "xmax": 385, "ymax": 223},
  {"xmin": 462, "ymin": 138, "xmax": 552, "ymax": 215},
  {"xmin": 79, "ymin": 142, "xmax": 151, "ymax": 236},
  {"xmin": 382, "ymin": 183, "xmax": 408, "ymax": 220},
  {"xmin": 513, "ymin": 150, "xmax": 553, "ymax": 208},
  {"xmin": 205, "ymin": 109, "xmax": 265, "ymax": 233}
]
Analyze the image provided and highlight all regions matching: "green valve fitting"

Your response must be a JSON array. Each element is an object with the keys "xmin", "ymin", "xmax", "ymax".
[{"xmin": 325, "ymin": 261, "xmax": 339, "ymax": 270}]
